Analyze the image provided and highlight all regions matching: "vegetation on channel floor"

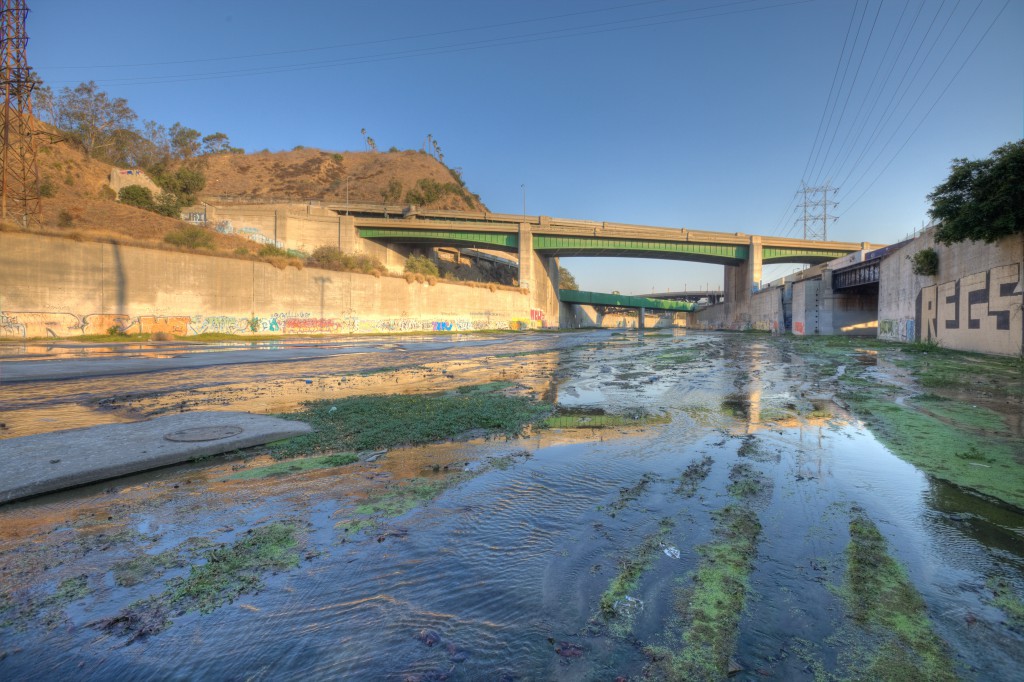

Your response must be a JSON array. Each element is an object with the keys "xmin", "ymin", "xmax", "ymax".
[
  {"xmin": 647, "ymin": 505, "xmax": 762, "ymax": 680},
  {"xmin": 599, "ymin": 518, "xmax": 675, "ymax": 637},
  {"xmin": 789, "ymin": 335, "xmax": 1024, "ymax": 509},
  {"xmin": 273, "ymin": 382, "xmax": 549, "ymax": 458},
  {"xmin": 841, "ymin": 509, "xmax": 958, "ymax": 681},
  {"xmin": 98, "ymin": 522, "xmax": 301, "ymax": 640}
]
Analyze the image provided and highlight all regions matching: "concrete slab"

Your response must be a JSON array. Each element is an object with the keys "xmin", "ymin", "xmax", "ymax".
[{"xmin": 0, "ymin": 411, "xmax": 312, "ymax": 504}]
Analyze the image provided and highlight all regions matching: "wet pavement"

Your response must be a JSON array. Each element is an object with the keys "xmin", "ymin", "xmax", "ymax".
[{"xmin": 0, "ymin": 330, "xmax": 1021, "ymax": 680}]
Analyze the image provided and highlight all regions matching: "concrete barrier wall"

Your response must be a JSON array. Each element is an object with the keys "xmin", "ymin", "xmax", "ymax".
[
  {"xmin": 0, "ymin": 233, "xmax": 543, "ymax": 338},
  {"xmin": 878, "ymin": 229, "xmax": 1023, "ymax": 355},
  {"xmin": 690, "ymin": 286, "xmax": 784, "ymax": 332}
]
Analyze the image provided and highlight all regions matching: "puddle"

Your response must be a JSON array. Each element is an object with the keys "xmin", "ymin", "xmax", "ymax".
[{"xmin": 0, "ymin": 331, "xmax": 1021, "ymax": 680}]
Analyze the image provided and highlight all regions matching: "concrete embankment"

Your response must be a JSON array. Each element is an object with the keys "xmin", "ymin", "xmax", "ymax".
[{"xmin": 0, "ymin": 232, "xmax": 547, "ymax": 339}]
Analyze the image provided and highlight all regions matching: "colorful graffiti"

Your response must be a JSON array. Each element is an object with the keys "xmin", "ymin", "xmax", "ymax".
[
  {"xmin": 878, "ymin": 318, "xmax": 915, "ymax": 342},
  {"xmin": 916, "ymin": 263, "xmax": 1022, "ymax": 354},
  {"xmin": 1, "ymin": 310, "xmax": 536, "ymax": 339}
]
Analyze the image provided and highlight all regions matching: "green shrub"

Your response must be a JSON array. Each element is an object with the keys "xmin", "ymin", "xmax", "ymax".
[
  {"xmin": 405, "ymin": 254, "xmax": 439, "ymax": 277},
  {"xmin": 57, "ymin": 210, "xmax": 74, "ymax": 227},
  {"xmin": 39, "ymin": 178, "xmax": 55, "ymax": 198},
  {"xmin": 118, "ymin": 185, "xmax": 155, "ymax": 211},
  {"xmin": 258, "ymin": 244, "xmax": 289, "ymax": 258},
  {"xmin": 165, "ymin": 224, "xmax": 214, "ymax": 249},
  {"xmin": 307, "ymin": 245, "xmax": 385, "ymax": 275},
  {"xmin": 909, "ymin": 247, "xmax": 938, "ymax": 277}
]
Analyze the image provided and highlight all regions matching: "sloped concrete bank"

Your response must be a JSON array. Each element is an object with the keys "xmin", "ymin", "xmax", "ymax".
[{"xmin": 0, "ymin": 232, "xmax": 548, "ymax": 338}]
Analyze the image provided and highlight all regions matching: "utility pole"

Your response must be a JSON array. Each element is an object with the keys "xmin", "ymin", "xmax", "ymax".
[
  {"xmin": 1, "ymin": 0, "xmax": 40, "ymax": 225},
  {"xmin": 794, "ymin": 182, "xmax": 838, "ymax": 241}
]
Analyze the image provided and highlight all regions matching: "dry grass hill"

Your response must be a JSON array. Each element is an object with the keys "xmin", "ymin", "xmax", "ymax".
[
  {"xmin": 3, "ymin": 136, "xmax": 487, "ymax": 264},
  {"xmin": 203, "ymin": 147, "xmax": 484, "ymax": 211}
]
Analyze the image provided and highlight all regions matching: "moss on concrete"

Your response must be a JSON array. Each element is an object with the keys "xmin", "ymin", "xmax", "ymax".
[
  {"xmin": 843, "ymin": 510, "xmax": 957, "ymax": 681},
  {"xmin": 676, "ymin": 455, "xmax": 713, "ymax": 497},
  {"xmin": 599, "ymin": 518, "xmax": 674, "ymax": 636},
  {"xmin": 112, "ymin": 550, "xmax": 185, "ymax": 587},
  {"xmin": 987, "ymin": 577, "xmax": 1024, "ymax": 628},
  {"xmin": 647, "ymin": 505, "xmax": 762, "ymax": 681},
  {"xmin": 274, "ymin": 382, "xmax": 549, "ymax": 458},
  {"xmin": 98, "ymin": 522, "xmax": 301, "ymax": 640}
]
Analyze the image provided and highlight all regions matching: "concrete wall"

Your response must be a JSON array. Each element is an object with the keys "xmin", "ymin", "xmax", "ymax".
[
  {"xmin": 878, "ymin": 228, "xmax": 1023, "ymax": 355},
  {"xmin": 0, "ymin": 233, "xmax": 544, "ymax": 338},
  {"xmin": 690, "ymin": 286, "xmax": 784, "ymax": 333},
  {"xmin": 108, "ymin": 168, "xmax": 162, "ymax": 198},
  {"xmin": 202, "ymin": 203, "xmax": 411, "ymax": 271}
]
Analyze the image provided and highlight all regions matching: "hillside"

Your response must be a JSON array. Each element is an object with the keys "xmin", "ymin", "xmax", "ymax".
[
  {"xmin": 202, "ymin": 148, "xmax": 484, "ymax": 210},
  {"xmin": 5, "ymin": 135, "xmax": 488, "ymax": 261}
]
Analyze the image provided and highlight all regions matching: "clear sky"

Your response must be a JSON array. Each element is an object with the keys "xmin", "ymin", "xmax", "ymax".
[{"xmin": 30, "ymin": 0, "xmax": 1023, "ymax": 293}]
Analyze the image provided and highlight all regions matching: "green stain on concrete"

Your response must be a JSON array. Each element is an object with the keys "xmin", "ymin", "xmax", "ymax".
[
  {"xmin": 842, "ymin": 510, "xmax": 958, "ymax": 681},
  {"xmin": 647, "ymin": 505, "xmax": 762, "ymax": 681}
]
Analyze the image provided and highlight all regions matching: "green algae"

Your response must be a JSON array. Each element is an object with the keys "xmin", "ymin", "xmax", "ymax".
[
  {"xmin": 987, "ymin": 577, "xmax": 1024, "ymax": 628},
  {"xmin": 230, "ymin": 452, "xmax": 358, "ymax": 480},
  {"xmin": 726, "ymin": 462, "xmax": 767, "ymax": 499},
  {"xmin": 274, "ymin": 382, "xmax": 549, "ymax": 458},
  {"xmin": 842, "ymin": 393, "xmax": 1023, "ymax": 508},
  {"xmin": 842, "ymin": 510, "xmax": 957, "ymax": 681},
  {"xmin": 599, "ymin": 518, "xmax": 674, "ymax": 636},
  {"xmin": 677, "ymin": 455, "xmax": 713, "ymax": 497},
  {"xmin": 647, "ymin": 505, "xmax": 762, "ymax": 680},
  {"xmin": 112, "ymin": 550, "xmax": 185, "ymax": 587},
  {"xmin": 608, "ymin": 472, "xmax": 658, "ymax": 514},
  {"xmin": 1, "ymin": 574, "xmax": 90, "ymax": 632},
  {"xmin": 98, "ymin": 522, "xmax": 301, "ymax": 640},
  {"xmin": 542, "ymin": 411, "xmax": 670, "ymax": 429}
]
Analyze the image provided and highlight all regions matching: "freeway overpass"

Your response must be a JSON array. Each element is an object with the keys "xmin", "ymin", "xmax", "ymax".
[{"xmin": 325, "ymin": 203, "xmax": 873, "ymax": 324}]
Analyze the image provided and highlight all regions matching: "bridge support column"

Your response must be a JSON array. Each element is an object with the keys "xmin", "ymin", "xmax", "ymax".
[
  {"xmin": 518, "ymin": 220, "xmax": 561, "ymax": 328},
  {"xmin": 639, "ymin": 307, "xmax": 646, "ymax": 330},
  {"xmin": 722, "ymin": 236, "xmax": 762, "ymax": 327}
]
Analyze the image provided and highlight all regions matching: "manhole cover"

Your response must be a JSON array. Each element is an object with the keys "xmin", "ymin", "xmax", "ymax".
[{"xmin": 164, "ymin": 425, "xmax": 244, "ymax": 442}]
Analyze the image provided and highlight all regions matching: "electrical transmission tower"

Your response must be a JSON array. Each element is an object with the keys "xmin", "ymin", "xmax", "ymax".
[
  {"xmin": 795, "ymin": 183, "xmax": 838, "ymax": 241},
  {"xmin": 1, "ymin": 0, "xmax": 40, "ymax": 225}
]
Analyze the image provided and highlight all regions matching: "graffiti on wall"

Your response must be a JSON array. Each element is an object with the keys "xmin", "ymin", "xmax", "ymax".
[
  {"xmin": 916, "ymin": 263, "xmax": 1022, "ymax": 353},
  {"xmin": 0, "ymin": 311, "xmax": 520, "ymax": 338},
  {"xmin": 878, "ymin": 318, "xmax": 915, "ymax": 342},
  {"xmin": 214, "ymin": 220, "xmax": 282, "ymax": 248}
]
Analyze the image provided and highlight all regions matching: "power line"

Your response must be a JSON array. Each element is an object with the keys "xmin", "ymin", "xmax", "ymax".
[
  {"xmin": 838, "ymin": 0, "xmax": 1008, "ymax": 217},
  {"xmin": 38, "ymin": 0, "xmax": 684, "ymax": 70},
  {"xmin": 809, "ymin": 0, "xmax": 884, "ymax": 187},
  {"xmin": 47, "ymin": 0, "xmax": 812, "ymax": 87}
]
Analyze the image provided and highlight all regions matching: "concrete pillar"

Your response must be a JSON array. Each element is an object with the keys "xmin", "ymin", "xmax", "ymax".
[
  {"xmin": 517, "ymin": 220, "xmax": 561, "ymax": 327},
  {"xmin": 639, "ymin": 307, "xmax": 646, "ymax": 330},
  {"xmin": 723, "ymin": 236, "xmax": 763, "ymax": 304}
]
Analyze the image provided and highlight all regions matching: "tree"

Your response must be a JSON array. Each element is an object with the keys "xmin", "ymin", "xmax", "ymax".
[
  {"xmin": 381, "ymin": 178, "xmax": 402, "ymax": 205},
  {"xmin": 929, "ymin": 140, "xmax": 1024, "ymax": 245},
  {"xmin": 202, "ymin": 132, "xmax": 231, "ymax": 155},
  {"xmin": 169, "ymin": 123, "xmax": 202, "ymax": 160},
  {"xmin": 559, "ymin": 266, "xmax": 579, "ymax": 291},
  {"xmin": 49, "ymin": 81, "xmax": 137, "ymax": 158}
]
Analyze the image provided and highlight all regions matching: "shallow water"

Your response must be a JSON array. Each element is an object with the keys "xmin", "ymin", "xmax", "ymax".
[{"xmin": 0, "ymin": 330, "xmax": 1021, "ymax": 680}]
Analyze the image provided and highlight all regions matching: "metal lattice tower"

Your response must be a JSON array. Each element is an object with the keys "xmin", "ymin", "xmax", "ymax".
[
  {"xmin": 1, "ymin": 0, "xmax": 40, "ymax": 224},
  {"xmin": 795, "ymin": 183, "xmax": 838, "ymax": 241}
]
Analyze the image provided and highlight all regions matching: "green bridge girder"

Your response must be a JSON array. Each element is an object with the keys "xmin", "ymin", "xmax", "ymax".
[
  {"xmin": 558, "ymin": 289, "xmax": 696, "ymax": 312},
  {"xmin": 762, "ymin": 246, "xmax": 852, "ymax": 264},
  {"xmin": 357, "ymin": 227, "xmax": 518, "ymax": 251},
  {"xmin": 358, "ymin": 227, "xmax": 857, "ymax": 265},
  {"xmin": 532, "ymin": 235, "xmax": 746, "ymax": 264}
]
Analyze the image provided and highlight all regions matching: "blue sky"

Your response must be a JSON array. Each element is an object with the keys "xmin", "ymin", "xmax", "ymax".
[{"xmin": 31, "ymin": 0, "xmax": 1023, "ymax": 293}]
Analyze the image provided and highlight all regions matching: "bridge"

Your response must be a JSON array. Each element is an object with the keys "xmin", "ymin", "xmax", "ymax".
[{"xmin": 320, "ymin": 203, "xmax": 873, "ymax": 324}]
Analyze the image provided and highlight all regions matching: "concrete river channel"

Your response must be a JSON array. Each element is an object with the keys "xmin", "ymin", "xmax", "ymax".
[{"xmin": 0, "ymin": 330, "xmax": 1021, "ymax": 680}]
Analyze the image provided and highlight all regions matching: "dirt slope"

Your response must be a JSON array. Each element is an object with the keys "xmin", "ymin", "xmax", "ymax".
[{"xmin": 201, "ymin": 148, "xmax": 484, "ymax": 210}]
